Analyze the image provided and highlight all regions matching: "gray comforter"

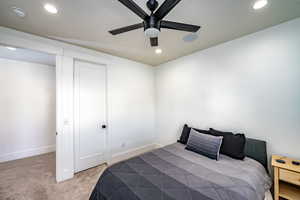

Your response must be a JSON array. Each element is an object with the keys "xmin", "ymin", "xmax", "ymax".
[{"xmin": 90, "ymin": 143, "xmax": 272, "ymax": 200}]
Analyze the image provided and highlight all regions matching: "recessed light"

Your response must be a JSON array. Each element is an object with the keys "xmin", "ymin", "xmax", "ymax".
[
  {"xmin": 12, "ymin": 7, "xmax": 26, "ymax": 18},
  {"xmin": 253, "ymin": 0, "xmax": 268, "ymax": 10},
  {"xmin": 44, "ymin": 3, "xmax": 58, "ymax": 14},
  {"xmin": 6, "ymin": 47, "xmax": 17, "ymax": 51},
  {"xmin": 155, "ymin": 48, "xmax": 162, "ymax": 54}
]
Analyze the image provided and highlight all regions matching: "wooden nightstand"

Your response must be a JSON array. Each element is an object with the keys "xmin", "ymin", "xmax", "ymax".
[{"xmin": 272, "ymin": 155, "xmax": 300, "ymax": 200}]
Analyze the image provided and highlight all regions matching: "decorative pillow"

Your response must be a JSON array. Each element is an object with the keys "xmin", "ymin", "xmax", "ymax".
[
  {"xmin": 178, "ymin": 124, "xmax": 210, "ymax": 144},
  {"xmin": 185, "ymin": 129, "xmax": 223, "ymax": 160},
  {"xmin": 209, "ymin": 128, "xmax": 234, "ymax": 136},
  {"xmin": 194, "ymin": 127, "xmax": 210, "ymax": 135},
  {"xmin": 209, "ymin": 128, "xmax": 246, "ymax": 160},
  {"xmin": 178, "ymin": 124, "xmax": 191, "ymax": 144}
]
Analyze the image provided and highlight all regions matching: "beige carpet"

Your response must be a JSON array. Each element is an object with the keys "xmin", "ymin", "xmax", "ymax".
[{"xmin": 0, "ymin": 153, "xmax": 106, "ymax": 200}]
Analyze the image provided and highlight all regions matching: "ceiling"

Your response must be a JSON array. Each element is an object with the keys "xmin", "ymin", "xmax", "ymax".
[
  {"xmin": 0, "ymin": 45, "xmax": 55, "ymax": 66},
  {"xmin": 0, "ymin": 0, "xmax": 300, "ymax": 66}
]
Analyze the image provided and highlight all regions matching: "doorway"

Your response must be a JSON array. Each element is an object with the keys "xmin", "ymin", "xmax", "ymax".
[{"xmin": 0, "ymin": 45, "xmax": 56, "ymax": 166}]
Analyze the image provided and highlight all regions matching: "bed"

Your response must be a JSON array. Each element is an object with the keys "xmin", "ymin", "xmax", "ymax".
[{"xmin": 90, "ymin": 142, "xmax": 272, "ymax": 200}]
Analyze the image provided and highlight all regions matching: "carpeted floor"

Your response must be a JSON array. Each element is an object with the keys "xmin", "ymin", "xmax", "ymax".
[{"xmin": 0, "ymin": 153, "xmax": 106, "ymax": 200}]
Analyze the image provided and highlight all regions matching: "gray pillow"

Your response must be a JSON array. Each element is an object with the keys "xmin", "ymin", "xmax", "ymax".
[{"xmin": 185, "ymin": 129, "xmax": 223, "ymax": 160}]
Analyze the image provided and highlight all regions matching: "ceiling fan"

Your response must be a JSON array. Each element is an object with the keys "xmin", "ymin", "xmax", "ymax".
[{"xmin": 109, "ymin": 0, "xmax": 201, "ymax": 47}]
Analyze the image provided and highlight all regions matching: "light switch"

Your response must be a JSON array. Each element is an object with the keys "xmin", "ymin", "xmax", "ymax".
[{"xmin": 64, "ymin": 119, "xmax": 69, "ymax": 126}]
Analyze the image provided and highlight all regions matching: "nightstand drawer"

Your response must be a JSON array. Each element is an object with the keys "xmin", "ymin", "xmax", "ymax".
[{"xmin": 280, "ymin": 168, "xmax": 300, "ymax": 186}]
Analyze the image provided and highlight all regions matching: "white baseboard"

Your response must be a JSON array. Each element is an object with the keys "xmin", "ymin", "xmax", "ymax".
[
  {"xmin": 0, "ymin": 145, "xmax": 56, "ymax": 163},
  {"xmin": 155, "ymin": 140, "xmax": 177, "ymax": 148},
  {"xmin": 109, "ymin": 143, "xmax": 159, "ymax": 165}
]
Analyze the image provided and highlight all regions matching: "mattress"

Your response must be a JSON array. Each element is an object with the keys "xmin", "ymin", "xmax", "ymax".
[{"xmin": 90, "ymin": 143, "xmax": 272, "ymax": 200}]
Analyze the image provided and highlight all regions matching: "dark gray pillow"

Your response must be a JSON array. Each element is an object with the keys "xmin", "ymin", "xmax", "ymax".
[
  {"xmin": 185, "ymin": 129, "xmax": 223, "ymax": 160},
  {"xmin": 209, "ymin": 128, "xmax": 246, "ymax": 160},
  {"xmin": 178, "ymin": 124, "xmax": 210, "ymax": 144}
]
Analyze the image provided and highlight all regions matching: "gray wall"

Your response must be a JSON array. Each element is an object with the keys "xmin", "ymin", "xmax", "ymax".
[{"xmin": 155, "ymin": 18, "xmax": 300, "ymax": 161}]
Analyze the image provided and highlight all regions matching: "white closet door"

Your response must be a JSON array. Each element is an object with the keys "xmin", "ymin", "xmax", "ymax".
[{"xmin": 74, "ymin": 60, "xmax": 107, "ymax": 173}]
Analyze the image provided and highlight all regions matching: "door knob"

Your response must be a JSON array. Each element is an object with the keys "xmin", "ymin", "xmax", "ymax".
[{"xmin": 101, "ymin": 125, "xmax": 107, "ymax": 129}]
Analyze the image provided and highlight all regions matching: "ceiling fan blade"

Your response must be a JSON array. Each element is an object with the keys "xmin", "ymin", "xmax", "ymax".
[
  {"xmin": 109, "ymin": 23, "xmax": 144, "ymax": 35},
  {"xmin": 118, "ymin": 0, "xmax": 149, "ymax": 20},
  {"xmin": 160, "ymin": 20, "xmax": 200, "ymax": 32},
  {"xmin": 154, "ymin": 0, "xmax": 181, "ymax": 20},
  {"xmin": 150, "ymin": 37, "xmax": 158, "ymax": 47}
]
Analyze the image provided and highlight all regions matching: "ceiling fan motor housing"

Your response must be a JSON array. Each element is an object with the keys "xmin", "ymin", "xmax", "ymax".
[{"xmin": 144, "ymin": 15, "xmax": 160, "ymax": 38}]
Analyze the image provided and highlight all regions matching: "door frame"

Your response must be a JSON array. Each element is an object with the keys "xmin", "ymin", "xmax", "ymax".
[
  {"xmin": 0, "ymin": 27, "xmax": 112, "ymax": 182},
  {"xmin": 0, "ymin": 39, "xmax": 62, "ymax": 181},
  {"xmin": 73, "ymin": 59, "xmax": 109, "ymax": 173}
]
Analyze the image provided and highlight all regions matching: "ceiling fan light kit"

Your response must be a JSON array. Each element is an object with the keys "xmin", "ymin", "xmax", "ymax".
[
  {"xmin": 109, "ymin": 0, "xmax": 201, "ymax": 47},
  {"xmin": 145, "ymin": 28, "xmax": 160, "ymax": 38}
]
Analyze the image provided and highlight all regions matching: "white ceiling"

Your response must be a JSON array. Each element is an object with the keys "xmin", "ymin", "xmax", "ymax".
[
  {"xmin": 0, "ymin": 0, "xmax": 300, "ymax": 66},
  {"xmin": 0, "ymin": 45, "xmax": 55, "ymax": 66}
]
